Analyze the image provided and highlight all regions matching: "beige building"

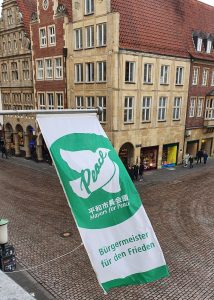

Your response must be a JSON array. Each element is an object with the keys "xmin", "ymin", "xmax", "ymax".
[
  {"xmin": 0, "ymin": 0, "xmax": 36, "ymax": 158},
  {"xmin": 66, "ymin": 0, "xmax": 191, "ymax": 169}
]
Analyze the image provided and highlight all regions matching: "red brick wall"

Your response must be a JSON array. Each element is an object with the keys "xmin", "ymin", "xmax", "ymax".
[
  {"xmin": 31, "ymin": 0, "xmax": 67, "ymax": 104},
  {"xmin": 186, "ymin": 61, "xmax": 214, "ymax": 128}
]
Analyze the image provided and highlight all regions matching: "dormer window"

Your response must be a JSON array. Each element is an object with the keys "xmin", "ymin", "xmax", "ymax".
[
  {"xmin": 206, "ymin": 40, "xmax": 212, "ymax": 54},
  {"xmin": 197, "ymin": 37, "xmax": 202, "ymax": 52}
]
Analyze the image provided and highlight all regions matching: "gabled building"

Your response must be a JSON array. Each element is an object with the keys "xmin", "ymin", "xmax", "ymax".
[
  {"xmin": 30, "ymin": 0, "xmax": 72, "ymax": 161},
  {"xmin": 66, "ymin": 0, "xmax": 191, "ymax": 169},
  {"xmin": 185, "ymin": 0, "xmax": 214, "ymax": 157},
  {"xmin": 0, "ymin": 0, "xmax": 36, "ymax": 158}
]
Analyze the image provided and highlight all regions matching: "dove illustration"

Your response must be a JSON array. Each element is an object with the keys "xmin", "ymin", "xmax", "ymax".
[{"xmin": 60, "ymin": 148, "xmax": 121, "ymax": 199}]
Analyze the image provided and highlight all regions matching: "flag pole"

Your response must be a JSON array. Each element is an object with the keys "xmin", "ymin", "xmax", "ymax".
[{"xmin": 0, "ymin": 107, "xmax": 102, "ymax": 116}]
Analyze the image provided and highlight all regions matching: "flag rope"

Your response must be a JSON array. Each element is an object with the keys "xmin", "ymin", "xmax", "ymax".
[{"xmin": 5, "ymin": 243, "xmax": 83, "ymax": 273}]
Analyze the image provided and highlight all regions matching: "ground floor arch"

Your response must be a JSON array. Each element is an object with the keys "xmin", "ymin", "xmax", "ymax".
[{"xmin": 119, "ymin": 142, "xmax": 134, "ymax": 167}]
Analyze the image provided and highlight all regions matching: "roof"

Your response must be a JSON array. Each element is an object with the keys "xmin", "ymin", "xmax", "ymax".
[
  {"xmin": 16, "ymin": 0, "xmax": 37, "ymax": 37},
  {"xmin": 111, "ymin": 0, "xmax": 214, "ymax": 59}
]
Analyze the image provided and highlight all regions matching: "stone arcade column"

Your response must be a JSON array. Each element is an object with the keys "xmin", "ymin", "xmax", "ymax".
[
  {"xmin": 36, "ymin": 144, "xmax": 43, "ymax": 162},
  {"xmin": 13, "ymin": 132, "xmax": 21, "ymax": 156},
  {"xmin": 24, "ymin": 133, "xmax": 31, "ymax": 159}
]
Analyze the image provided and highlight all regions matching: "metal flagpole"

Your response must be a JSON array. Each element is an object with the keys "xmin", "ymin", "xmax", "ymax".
[{"xmin": 0, "ymin": 107, "xmax": 102, "ymax": 116}]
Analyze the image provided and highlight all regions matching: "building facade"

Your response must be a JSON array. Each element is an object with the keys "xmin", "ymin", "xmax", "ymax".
[
  {"xmin": 0, "ymin": 0, "xmax": 36, "ymax": 158},
  {"xmin": 66, "ymin": 0, "xmax": 191, "ymax": 169}
]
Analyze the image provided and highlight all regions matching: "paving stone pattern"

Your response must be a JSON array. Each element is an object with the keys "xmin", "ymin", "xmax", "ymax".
[{"xmin": 0, "ymin": 157, "xmax": 213, "ymax": 300}]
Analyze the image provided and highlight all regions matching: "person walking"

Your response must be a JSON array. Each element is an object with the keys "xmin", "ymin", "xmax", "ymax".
[
  {"xmin": 183, "ymin": 153, "xmax": 190, "ymax": 167},
  {"xmin": 189, "ymin": 155, "xmax": 194, "ymax": 168},
  {"xmin": 139, "ymin": 163, "xmax": 144, "ymax": 181},
  {"xmin": 1, "ymin": 145, "xmax": 8, "ymax": 158},
  {"xmin": 203, "ymin": 151, "xmax": 208, "ymax": 164},
  {"xmin": 196, "ymin": 149, "xmax": 203, "ymax": 163}
]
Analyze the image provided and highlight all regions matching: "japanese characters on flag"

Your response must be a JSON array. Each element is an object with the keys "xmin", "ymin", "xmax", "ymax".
[{"xmin": 37, "ymin": 113, "xmax": 169, "ymax": 293}]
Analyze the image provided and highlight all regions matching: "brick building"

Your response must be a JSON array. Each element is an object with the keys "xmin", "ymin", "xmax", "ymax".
[
  {"xmin": 30, "ymin": 0, "xmax": 72, "ymax": 160},
  {"xmin": 185, "ymin": 1, "xmax": 214, "ymax": 157}
]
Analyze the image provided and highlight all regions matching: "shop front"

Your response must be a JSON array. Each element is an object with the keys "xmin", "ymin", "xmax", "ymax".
[
  {"xmin": 119, "ymin": 142, "xmax": 134, "ymax": 167},
  {"xmin": 162, "ymin": 143, "xmax": 178, "ymax": 168},
  {"xmin": 186, "ymin": 140, "xmax": 199, "ymax": 158},
  {"xmin": 201, "ymin": 138, "xmax": 213, "ymax": 155},
  {"xmin": 140, "ymin": 146, "xmax": 159, "ymax": 170}
]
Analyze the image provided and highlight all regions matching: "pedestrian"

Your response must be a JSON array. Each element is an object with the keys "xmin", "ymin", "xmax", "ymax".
[
  {"xmin": 203, "ymin": 151, "xmax": 208, "ymax": 164},
  {"xmin": 130, "ymin": 165, "xmax": 135, "ymax": 181},
  {"xmin": 133, "ymin": 164, "xmax": 139, "ymax": 181},
  {"xmin": 1, "ymin": 145, "xmax": 8, "ymax": 158},
  {"xmin": 183, "ymin": 153, "xmax": 190, "ymax": 167},
  {"xmin": 189, "ymin": 155, "xmax": 193, "ymax": 168},
  {"xmin": 196, "ymin": 149, "xmax": 203, "ymax": 163},
  {"xmin": 139, "ymin": 163, "xmax": 144, "ymax": 181}
]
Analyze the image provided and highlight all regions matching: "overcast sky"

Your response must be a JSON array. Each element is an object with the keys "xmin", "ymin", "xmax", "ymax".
[{"xmin": 0, "ymin": 0, "xmax": 214, "ymax": 16}]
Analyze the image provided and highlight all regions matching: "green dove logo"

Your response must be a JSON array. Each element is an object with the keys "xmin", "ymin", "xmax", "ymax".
[{"xmin": 60, "ymin": 148, "xmax": 121, "ymax": 199}]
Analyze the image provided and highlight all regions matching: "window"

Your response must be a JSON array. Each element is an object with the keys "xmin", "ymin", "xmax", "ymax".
[
  {"xmin": 36, "ymin": 60, "xmax": 44, "ymax": 80},
  {"xmin": 197, "ymin": 37, "xmax": 202, "ymax": 52},
  {"xmin": 175, "ymin": 67, "xmax": 184, "ymax": 85},
  {"xmin": 39, "ymin": 28, "xmax": 47, "ymax": 47},
  {"xmin": 7, "ymin": 9, "xmax": 13, "ymax": 25},
  {"xmin": 85, "ymin": 26, "xmax": 94, "ymax": 48},
  {"xmin": 142, "ymin": 96, "xmax": 151, "ymax": 122},
  {"xmin": 11, "ymin": 62, "xmax": 18, "ymax": 81},
  {"xmin": 189, "ymin": 97, "xmax": 196, "ymax": 117},
  {"xmin": 8, "ymin": 40, "xmax": 11, "ymax": 52},
  {"xmin": 97, "ymin": 23, "xmax": 106, "ymax": 47},
  {"xmin": 97, "ymin": 61, "xmax": 106, "ymax": 82},
  {"xmin": 192, "ymin": 67, "xmax": 199, "ymax": 85},
  {"xmin": 76, "ymin": 96, "xmax": 84, "ymax": 109},
  {"xmin": 74, "ymin": 28, "xmax": 83, "ymax": 49},
  {"xmin": 205, "ymin": 99, "xmax": 214, "ymax": 120},
  {"xmin": 45, "ymin": 59, "xmax": 53, "ymax": 79},
  {"xmin": 124, "ymin": 96, "xmax": 134, "ymax": 123},
  {"xmin": 38, "ymin": 93, "xmax": 46, "ymax": 109},
  {"xmin": 85, "ymin": 0, "xmax": 94, "ymax": 15},
  {"xmin": 211, "ymin": 71, "xmax": 214, "ymax": 86},
  {"xmin": 56, "ymin": 93, "xmax": 64, "ymax": 109},
  {"xmin": 97, "ymin": 96, "xmax": 106, "ymax": 123},
  {"xmin": 47, "ymin": 93, "xmax": 54, "ymax": 109},
  {"xmin": 86, "ymin": 96, "xmax": 95, "ymax": 108},
  {"xmin": 158, "ymin": 97, "xmax": 167, "ymax": 121},
  {"xmin": 144, "ymin": 64, "xmax": 152, "ymax": 84},
  {"xmin": 160, "ymin": 65, "xmax": 169, "ymax": 84},
  {"xmin": 125, "ymin": 61, "xmax": 135, "ymax": 83},
  {"xmin": 13, "ymin": 33, "xmax": 17, "ymax": 50},
  {"xmin": 48, "ymin": 25, "xmax": 56, "ymax": 46},
  {"xmin": 23, "ymin": 93, "xmax": 32, "ymax": 104},
  {"xmin": 55, "ymin": 57, "xmax": 62, "ymax": 79},
  {"xmin": 75, "ymin": 63, "xmax": 83, "ymax": 82},
  {"xmin": 202, "ymin": 68, "xmax": 209, "ymax": 86},
  {"xmin": 173, "ymin": 97, "xmax": 181, "ymax": 120},
  {"xmin": 85, "ymin": 62, "xmax": 94, "ymax": 82},
  {"xmin": 22, "ymin": 60, "xmax": 30, "ymax": 80},
  {"xmin": 206, "ymin": 40, "xmax": 212, "ymax": 54},
  {"xmin": 197, "ymin": 98, "xmax": 203, "ymax": 117},
  {"xmin": 1, "ymin": 63, "xmax": 8, "ymax": 82}
]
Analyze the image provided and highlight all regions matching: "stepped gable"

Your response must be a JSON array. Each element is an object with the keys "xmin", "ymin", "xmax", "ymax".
[
  {"xmin": 111, "ymin": 0, "xmax": 189, "ymax": 58},
  {"xmin": 186, "ymin": 0, "xmax": 214, "ymax": 60},
  {"xmin": 16, "ymin": 0, "xmax": 37, "ymax": 37}
]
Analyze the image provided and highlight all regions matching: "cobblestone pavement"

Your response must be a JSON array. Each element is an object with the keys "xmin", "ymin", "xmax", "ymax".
[{"xmin": 0, "ymin": 156, "xmax": 213, "ymax": 300}]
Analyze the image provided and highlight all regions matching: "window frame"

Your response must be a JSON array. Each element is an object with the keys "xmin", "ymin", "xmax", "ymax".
[
  {"xmin": 45, "ymin": 58, "xmax": 53, "ymax": 80},
  {"xmin": 56, "ymin": 92, "xmax": 64, "ymax": 110},
  {"xmin": 143, "ymin": 63, "xmax": 153, "ymax": 84},
  {"xmin": 160, "ymin": 65, "xmax": 169, "ymax": 85},
  {"xmin": 192, "ymin": 67, "xmax": 199, "ymax": 85},
  {"xmin": 39, "ymin": 27, "xmax": 47, "ymax": 48},
  {"xmin": 85, "ymin": 0, "xmax": 94, "ymax": 15},
  {"xmin": 86, "ymin": 96, "xmax": 95, "ymax": 109},
  {"xmin": 74, "ymin": 28, "xmax": 83, "ymax": 50},
  {"xmin": 75, "ymin": 96, "xmax": 84, "ymax": 109},
  {"xmin": 85, "ymin": 25, "xmax": 94, "ymax": 48},
  {"xmin": 47, "ymin": 92, "xmax": 54, "ymax": 110},
  {"xmin": 158, "ymin": 96, "xmax": 167, "ymax": 121},
  {"xmin": 85, "ymin": 62, "xmax": 94, "ymax": 82},
  {"xmin": 75, "ymin": 63, "xmax": 83, "ymax": 83},
  {"xmin": 175, "ymin": 66, "xmax": 184, "ymax": 85},
  {"xmin": 48, "ymin": 25, "xmax": 56, "ymax": 46},
  {"xmin": 97, "ymin": 61, "xmax": 106, "ymax": 82},
  {"xmin": 189, "ymin": 97, "xmax": 196, "ymax": 117},
  {"xmin": 202, "ymin": 68, "xmax": 209, "ymax": 86},
  {"xmin": 54, "ymin": 57, "xmax": 63, "ymax": 80},
  {"xmin": 125, "ymin": 61, "xmax": 135, "ymax": 83},
  {"xmin": 97, "ymin": 23, "xmax": 107, "ymax": 47},
  {"xmin": 124, "ymin": 96, "xmax": 134, "ymax": 124},
  {"xmin": 142, "ymin": 96, "xmax": 151, "ymax": 122},
  {"xmin": 97, "ymin": 96, "xmax": 106, "ymax": 123},
  {"xmin": 173, "ymin": 97, "xmax": 181, "ymax": 121},
  {"xmin": 197, "ymin": 97, "xmax": 204, "ymax": 118},
  {"xmin": 38, "ymin": 93, "xmax": 46, "ymax": 110}
]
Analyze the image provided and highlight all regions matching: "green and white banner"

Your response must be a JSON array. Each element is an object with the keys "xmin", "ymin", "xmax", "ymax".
[{"xmin": 37, "ymin": 113, "xmax": 169, "ymax": 293}]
